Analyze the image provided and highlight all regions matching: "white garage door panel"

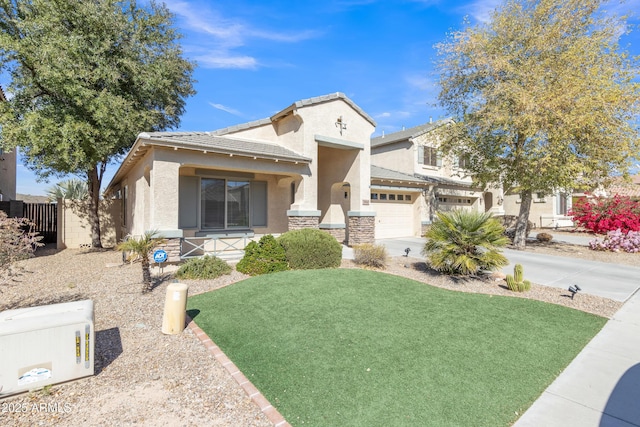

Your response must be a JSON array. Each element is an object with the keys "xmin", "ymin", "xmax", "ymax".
[{"xmin": 374, "ymin": 202, "xmax": 415, "ymax": 239}]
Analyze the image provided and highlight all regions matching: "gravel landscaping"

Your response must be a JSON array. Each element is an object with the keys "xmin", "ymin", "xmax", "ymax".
[{"xmin": 0, "ymin": 236, "xmax": 634, "ymax": 426}]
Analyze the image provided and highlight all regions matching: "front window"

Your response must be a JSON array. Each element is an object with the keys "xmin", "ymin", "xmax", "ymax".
[{"xmin": 201, "ymin": 178, "xmax": 250, "ymax": 229}]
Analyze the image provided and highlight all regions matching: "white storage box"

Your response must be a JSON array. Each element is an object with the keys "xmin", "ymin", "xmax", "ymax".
[{"xmin": 0, "ymin": 299, "xmax": 94, "ymax": 397}]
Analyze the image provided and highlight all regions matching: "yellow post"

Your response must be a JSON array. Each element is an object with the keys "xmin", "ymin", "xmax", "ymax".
[{"xmin": 161, "ymin": 282, "xmax": 189, "ymax": 334}]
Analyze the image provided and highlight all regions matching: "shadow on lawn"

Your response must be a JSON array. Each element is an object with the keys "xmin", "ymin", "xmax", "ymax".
[{"xmin": 186, "ymin": 309, "xmax": 201, "ymax": 322}]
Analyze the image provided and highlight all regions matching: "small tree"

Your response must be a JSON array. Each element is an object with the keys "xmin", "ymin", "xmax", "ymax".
[
  {"xmin": 0, "ymin": 0, "xmax": 196, "ymax": 248},
  {"xmin": 0, "ymin": 211, "xmax": 43, "ymax": 283},
  {"xmin": 435, "ymin": 0, "xmax": 640, "ymax": 249},
  {"xmin": 422, "ymin": 210, "xmax": 509, "ymax": 275},
  {"xmin": 117, "ymin": 230, "xmax": 166, "ymax": 293}
]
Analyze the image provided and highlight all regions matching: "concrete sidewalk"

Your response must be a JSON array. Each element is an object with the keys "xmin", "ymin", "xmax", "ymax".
[{"xmin": 514, "ymin": 290, "xmax": 640, "ymax": 427}]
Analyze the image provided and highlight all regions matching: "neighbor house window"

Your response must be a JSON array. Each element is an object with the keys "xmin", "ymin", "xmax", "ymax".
[
  {"xmin": 424, "ymin": 147, "xmax": 439, "ymax": 167},
  {"xmin": 557, "ymin": 193, "xmax": 569, "ymax": 215},
  {"xmin": 455, "ymin": 154, "xmax": 471, "ymax": 169},
  {"xmin": 418, "ymin": 146, "xmax": 442, "ymax": 167}
]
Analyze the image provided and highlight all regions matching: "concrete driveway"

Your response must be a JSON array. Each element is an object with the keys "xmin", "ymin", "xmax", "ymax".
[{"xmin": 373, "ymin": 237, "xmax": 640, "ymax": 302}]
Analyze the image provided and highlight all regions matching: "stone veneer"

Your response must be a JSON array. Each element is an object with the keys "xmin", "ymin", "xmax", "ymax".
[
  {"xmin": 154, "ymin": 238, "xmax": 182, "ymax": 263},
  {"xmin": 321, "ymin": 227, "xmax": 346, "ymax": 244},
  {"xmin": 287, "ymin": 215, "xmax": 320, "ymax": 230},
  {"xmin": 347, "ymin": 215, "xmax": 375, "ymax": 245}
]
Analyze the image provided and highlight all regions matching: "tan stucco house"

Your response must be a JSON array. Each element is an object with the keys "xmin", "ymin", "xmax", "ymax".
[
  {"xmin": 108, "ymin": 93, "xmax": 519, "ymax": 259},
  {"xmin": 106, "ymin": 93, "xmax": 378, "ymax": 259},
  {"xmin": 0, "ymin": 85, "xmax": 17, "ymax": 202}
]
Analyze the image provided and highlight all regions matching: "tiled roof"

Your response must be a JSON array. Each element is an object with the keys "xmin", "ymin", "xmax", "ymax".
[
  {"xmin": 607, "ymin": 175, "xmax": 640, "ymax": 198},
  {"xmin": 272, "ymin": 92, "xmax": 376, "ymax": 126},
  {"xmin": 371, "ymin": 165, "xmax": 432, "ymax": 185},
  {"xmin": 140, "ymin": 132, "xmax": 311, "ymax": 163},
  {"xmin": 210, "ymin": 118, "xmax": 272, "ymax": 136},
  {"xmin": 371, "ymin": 120, "xmax": 450, "ymax": 148},
  {"xmin": 414, "ymin": 173, "xmax": 474, "ymax": 188},
  {"xmin": 213, "ymin": 92, "xmax": 376, "ymax": 136}
]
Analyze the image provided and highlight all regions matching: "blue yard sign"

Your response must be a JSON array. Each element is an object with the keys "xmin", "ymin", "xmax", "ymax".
[{"xmin": 153, "ymin": 249, "xmax": 168, "ymax": 264}]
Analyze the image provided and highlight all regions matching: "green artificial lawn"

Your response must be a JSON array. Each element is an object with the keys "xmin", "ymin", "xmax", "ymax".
[{"xmin": 187, "ymin": 269, "xmax": 607, "ymax": 427}]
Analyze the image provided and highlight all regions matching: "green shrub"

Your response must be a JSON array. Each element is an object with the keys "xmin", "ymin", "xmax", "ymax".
[
  {"xmin": 175, "ymin": 255, "xmax": 232, "ymax": 280},
  {"xmin": 422, "ymin": 210, "xmax": 509, "ymax": 275},
  {"xmin": 536, "ymin": 232, "xmax": 553, "ymax": 242},
  {"xmin": 236, "ymin": 235, "xmax": 289, "ymax": 276},
  {"xmin": 353, "ymin": 243, "xmax": 388, "ymax": 268},
  {"xmin": 278, "ymin": 228, "xmax": 342, "ymax": 270}
]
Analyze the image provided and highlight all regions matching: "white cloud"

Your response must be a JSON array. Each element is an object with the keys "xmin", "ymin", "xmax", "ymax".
[
  {"xmin": 164, "ymin": 0, "xmax": 321, "ymax": 69},
  {"xmin": 208, "ymin": 102, "xmax": 243, "ymax": 116},
  {"xmin": 464, "ymin": 0, "xmax": 503, "ymax": 24},
  {"xmin": 405, "ymin": 75, "xmax": 437, "ymax": 92},
  {"xmin": 196, "ymin": 54, "xmax": 258, "ymax": 70},
  {"xmin": 375, "ymin": 112, "xmax": 391, "ymax": 118}
]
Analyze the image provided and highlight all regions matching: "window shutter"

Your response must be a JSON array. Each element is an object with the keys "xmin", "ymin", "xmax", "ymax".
[
  {"xmin": 436, "ymin": 153, "xmax": 443, "ymax": 167},
  {"xmin": 417, "ymin": 146, "xmax": 424, "ymax": 165},
  {"xmin": 251, "ymin": 181, "xmax": 268, "ymax": 227}
]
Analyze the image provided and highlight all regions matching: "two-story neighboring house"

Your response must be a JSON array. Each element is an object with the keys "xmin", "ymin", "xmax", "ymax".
[
  {"xmin": 370, "ymin": 120, "xmax": 505, "ymax": 238},
  {"xmin": 0, "ymin": 85, "xmax": 17, "ymax": 201}
]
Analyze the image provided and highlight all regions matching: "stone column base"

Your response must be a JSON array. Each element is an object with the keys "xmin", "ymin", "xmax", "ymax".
[
  {"xmin": 347, "ymin": 212, "xmax": 375, "ymax": 245},
  {"xmin": 319, "ymin": 224, "xmax": 346, "ymax": 243},
  {"xmin": 287, "ymin": 210, "xmax": 321, "ymax": 231}
]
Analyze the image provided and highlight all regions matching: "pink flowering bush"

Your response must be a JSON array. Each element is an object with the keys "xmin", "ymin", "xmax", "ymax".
[
  {"xmin": 589, "ymin": 229, "xmax": 640, "ymax": 253},
  {"xmin": 570, "ymin": 195, "xmax": 640, "ymax": 234}
]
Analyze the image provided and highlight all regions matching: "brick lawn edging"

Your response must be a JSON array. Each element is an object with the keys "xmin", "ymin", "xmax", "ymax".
[{"xmin": 186, "ymin": 316, "xmax": 291, "ymax": 427}]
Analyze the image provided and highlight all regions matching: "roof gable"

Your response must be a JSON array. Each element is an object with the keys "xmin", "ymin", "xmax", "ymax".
[
  {"xmin": 213, "ymin": 92, "xmax": 376, "ymax": 136},
  {"xmin": 371, "ymin": 119, "xmax": 452, "ymax": 148}
]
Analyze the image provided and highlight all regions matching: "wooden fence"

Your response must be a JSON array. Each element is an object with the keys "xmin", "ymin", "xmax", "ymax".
[{"xmin": 23, "ymin": 203, "xmax": 57, "ymax": 244}]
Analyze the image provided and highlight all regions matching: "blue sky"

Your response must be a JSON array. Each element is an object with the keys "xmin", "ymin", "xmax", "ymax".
[{"xmin": 13, "ymin": 0, "xmax": 640, "ymax": 195}]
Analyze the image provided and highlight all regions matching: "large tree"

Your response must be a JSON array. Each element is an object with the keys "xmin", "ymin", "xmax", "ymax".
[
  {"xmin": 0, "ymin": 0, "xmax": 195, "ymax": 247},
  {"xmin": 435, "ymin": 0, "xmax": 640, "ymax": 248}
]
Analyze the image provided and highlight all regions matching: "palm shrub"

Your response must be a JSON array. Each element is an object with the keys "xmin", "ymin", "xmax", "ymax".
[
  {"xmin": 277, "ymin": 228, "xmax": 342, "ymax": 269},
  {"xmin": 422, "ymin": 210, "xmax": 509, "ymax": 275},
  {"xmin": 236, "ymin": 235, "xmax": 289, "ymax": 275},
  {"xmin": 175, "ymin": 255, "xmax": 232, "ymax": 280},
  {"xmin": 46, "ymin": 178, "xmax": 88, "ymax": 202},
  {"xmin": 117, "ymin": 230, "xmax": 166, "ymax": 293}
]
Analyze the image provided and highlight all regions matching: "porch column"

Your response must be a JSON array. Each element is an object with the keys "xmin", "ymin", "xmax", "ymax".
[
  {"xmin": 150, "ymin": 160, "xmax": 183, "ymax": 238},
  {"xmin": 287, "ymin": 210, "xmax": 321, "ymax": 230},
  {"xmin": 347, "ymin": 211, "xmax": 375, "ymax": 245}
]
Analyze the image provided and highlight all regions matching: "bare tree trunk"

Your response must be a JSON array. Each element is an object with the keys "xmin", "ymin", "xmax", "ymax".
[
  {"xmin": 141, "ymin": 256, "xmax": 153, "ymax": 293},
  {"xmin": 87, "ymin": 166, "xmax": 103, "ymax": 248},
  {"xmin": 513, "ymin": 189, "xmax": 532, "ymax": 249}
]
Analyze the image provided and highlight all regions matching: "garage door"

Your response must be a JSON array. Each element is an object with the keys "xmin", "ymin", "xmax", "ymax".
[{"xmin": 373, "ymin": 201, "xmax": 415, "ymax": 239}]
